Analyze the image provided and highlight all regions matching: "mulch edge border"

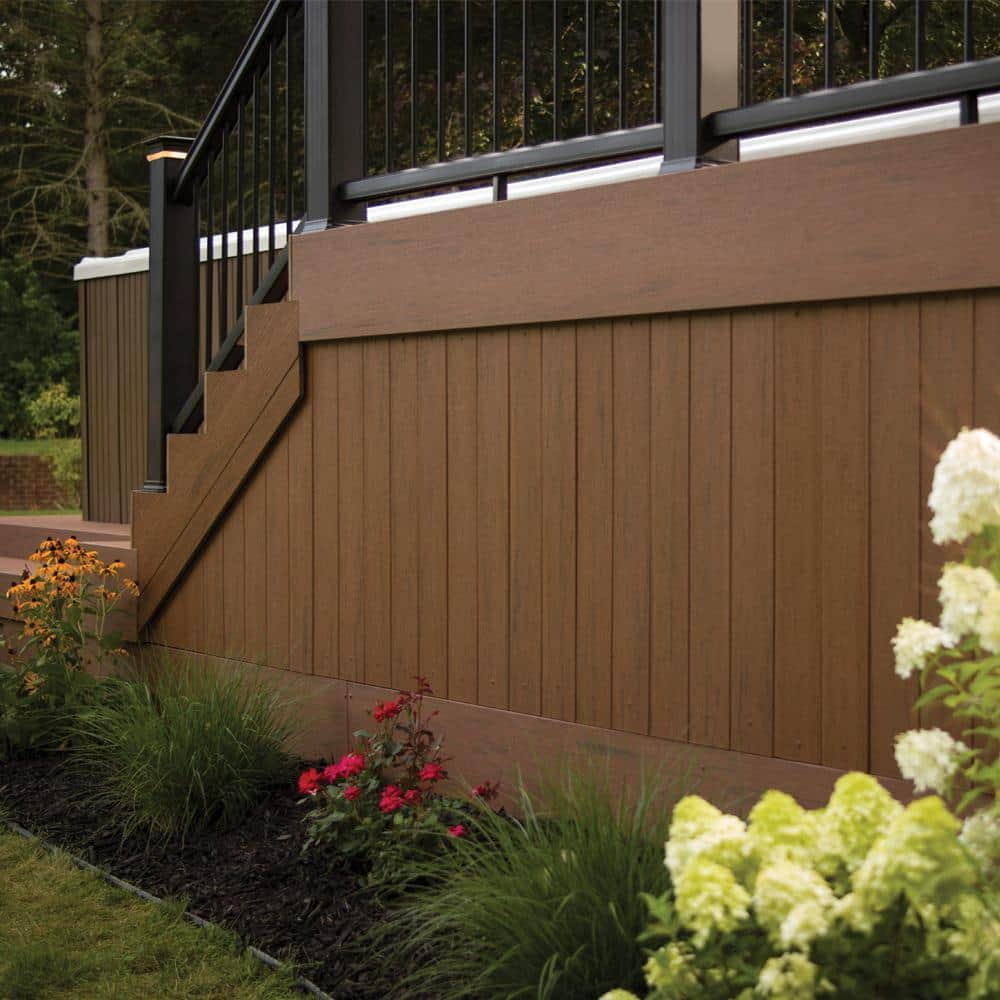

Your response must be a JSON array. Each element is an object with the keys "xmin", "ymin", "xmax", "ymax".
[{"xmin": 1, "ymin": 817, "xmax": 334, "ymax": 1000}]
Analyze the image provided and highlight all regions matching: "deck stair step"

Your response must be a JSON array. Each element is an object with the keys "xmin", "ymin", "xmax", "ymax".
[{"xmin": 131, "ymin": 301, "xmax": 303, "ymax": 630}]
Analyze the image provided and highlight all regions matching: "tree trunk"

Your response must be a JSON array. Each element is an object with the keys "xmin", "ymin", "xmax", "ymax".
[{"xmin": 84, "ymin": 0, "xmax": 108, "ymax": 257}]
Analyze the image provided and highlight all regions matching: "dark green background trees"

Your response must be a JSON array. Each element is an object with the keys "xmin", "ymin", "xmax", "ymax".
[{"xmin": 0, "ymin": 0, "xmax": 263, "ymax": 436}]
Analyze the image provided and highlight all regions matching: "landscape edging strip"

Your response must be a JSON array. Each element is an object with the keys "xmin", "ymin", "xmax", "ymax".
[{"xmin": 1, "ymin": 817, "xmax": 334, "ymax": 1000}]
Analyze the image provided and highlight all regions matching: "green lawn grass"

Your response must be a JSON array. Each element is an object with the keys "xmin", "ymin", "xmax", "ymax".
[
  {"xmin": 0, "ymin": 438, "xmax": 77, "ymax": 457},
  {"xmin": 0, "ymin": 832, "xmax": 299, "ymax": 1000},
  {"xmin": 0, "ymin": 509, "xmax": 81, "ymax": 518}
]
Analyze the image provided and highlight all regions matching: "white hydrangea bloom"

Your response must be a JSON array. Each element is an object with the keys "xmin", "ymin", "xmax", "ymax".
[
  {"xmin": 891, "ymin": 618, "xmax": 955, "ymax": 679},
  {"xmin": 894, "ymin": 728, "xmax": 968, "ymax": 795},
  {"xmin": 753, "ymin": 860, "xmax": 836, "ymax": 950},
  {"xmin": 755, "ymin": 953, "xmax": 823, "ymax": 999},
  {"xmin": 928, "ymin": 427, "xmax": 1000, "ymax": 545},
  {"xmin": 975, "ymin": 588, "xmax": 1000, "ymax": 655},
  {"xmin": 939, "ymin": 563, "xmax": 999, "ymax": 639},
  {"xmin": 959, "ymin": 810, "xmax": 1000, "ymax": 871},
  {"xmin": 666, "ymin": 796, "xmax": 750, "ymax": 883}
]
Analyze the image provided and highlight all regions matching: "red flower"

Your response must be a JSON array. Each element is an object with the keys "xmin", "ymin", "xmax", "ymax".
[
  {"xmin": 472, "ymin": 780, "xmax": 500, "ymax": 803},
  {"xmin": 448, "ymin": 824, "xmax": 466, "ymax": 838},
  {"xmin": 338, "ymin": 753, "xmax": 366, "ymax": 778},
  {"xmin": 419, "ymin": 761, "xmax": 447, "ymax": 783},
  {"xmin": 379, "ymin": 785, "xmax": 405, "ymax": 813},
  {"xmin": 343, "ymin": 784, "xmax": 362, "ymax": 801},
  {"xmin": 297, "ymin": 768, "xmax": 322, "ymax": 796},
  {"xmin": 374, "ymin": 700, "xmax": 402, "ymax": 723},
  {"xmin": 321, "ymin": 763, "xmax": 341, "ymax": 784},
  {"xmin": 404, "ymin": 788, "xmax": 423, "ymax": 806}
]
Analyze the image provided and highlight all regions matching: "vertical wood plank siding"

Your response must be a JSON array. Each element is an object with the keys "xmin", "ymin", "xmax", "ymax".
[
  {"xmin": 79, "ymin": 257, "xmax": 261, "ymax": 523},
  {"xmin": 152, "ymin": 290, "xmax": 1000, "ymax": 775}
]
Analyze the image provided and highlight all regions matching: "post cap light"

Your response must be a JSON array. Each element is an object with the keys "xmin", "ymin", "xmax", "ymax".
[{"xmin": 145, "ymin": 135, "xmax": 195, "ymax": 163}]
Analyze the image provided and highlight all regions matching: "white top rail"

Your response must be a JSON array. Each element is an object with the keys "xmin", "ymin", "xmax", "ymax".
[{"xmin": 74, "ymin": 93, "xmax": 1000, "ymax": 282}]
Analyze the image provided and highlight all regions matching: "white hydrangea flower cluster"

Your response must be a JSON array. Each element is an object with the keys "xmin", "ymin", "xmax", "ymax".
[
  {"xmin": 894, "ymin": 728, "xmax": 968, "ymax": 795},
  {"xmin": 939, "ymin": 562, "xmax": 999, "ymax": 639},
  {"xmin": 928, "ymin": 427, "xmax": 1000, "ymax": 545},
  {"xmin": 959, "ymin": 809, "xmax": 1000, "ymax": 871},
  {"xmin": 610, "ymin": 774, "xmax": 998, "ymax": 1000},
  {"xmin": 891, "ymin": 617, "xmax": 955, "ymax": 679}
]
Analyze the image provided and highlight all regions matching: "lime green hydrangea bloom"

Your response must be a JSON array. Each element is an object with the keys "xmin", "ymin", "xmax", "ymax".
[
  {"xmin": 666, "ymin": 795, "xmax": 750, "ymax": 884},
  {"xmin": 945, "ymin": 894, "xmax": 1000, "ymax": 999},
  {"xmin": 755, "ymin": 953, "xmax": 829, "ymax": 999},
  {"xmin": 814, "ymin": 772, "xmax": 902, "ymax": 883},
  {"xmin": 753, "ymin": 859, "xmax": 835, "ymax": 950},
  {"xmin": 674, "ymin": 855, "xmax": 752, "ymax": 946},
  {"xmin": 598, "ymin": 991, "xmax": 641, "ymax": 1000},
  {"xmin": 747, "ymin": 790, "xmax": 817, "ymax": 872},
  {"xmin": 848, "ymin": 796, "xmax": 978, "ymax": 930},
  {"xmin": 641, "ymin": 942, "xmax": 702, "ymax": 999}
]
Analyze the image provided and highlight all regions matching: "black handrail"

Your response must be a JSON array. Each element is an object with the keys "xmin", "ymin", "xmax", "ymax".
[
  {"xmin": 709, "ymin": 53, "xmax": 1000, "ymax": 142},
  {"xmin": 174, "ymin": 0, "xmax": 302, "ymax": 203}
]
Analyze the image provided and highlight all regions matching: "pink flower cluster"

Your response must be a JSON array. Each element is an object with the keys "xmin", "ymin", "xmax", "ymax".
[{"xmin": 297, "ymin": 752, "xmax": 366, "ymax": 796}]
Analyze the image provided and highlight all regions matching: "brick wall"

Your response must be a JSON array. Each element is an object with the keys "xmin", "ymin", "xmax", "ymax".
[{"xmin": 0, "ymin": 455, "xmax": 67, "ymax": 509}]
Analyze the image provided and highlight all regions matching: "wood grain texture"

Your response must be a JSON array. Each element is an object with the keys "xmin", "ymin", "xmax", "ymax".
[
  {"xmin": 508, "ymin": 327, "xmax": 543, "ymax": 716},
  {"xmin": 775, "ymin": 305, "xmax": 823, "ymax": 764},
  {"xmin": 819, "ymin": 303, "xmax": 869, "ymax": 770},
  {"xmin": 390, "ymin": 337, "xmax": 419, "ymax": 690},
  {"xmin": 476, "ymin": 331, "xmax": 510, "ymax": 710},
  {"xmin": 140, "ymin": 287, "xmax": 996, "ymax": 786},
  {"xmin": 730, "ymin": 309, "xmax": 774, "ymax": 757},
  {"xmin": 417, "ymin": 335, "xmax": 449, "ymax": 697},
  {"xmin": 338, "ymin": 341, "xmax": 365, "ymax": 683},
  {"xmin": 611, "ymin": 318, "xmax": 651, "ymax": 735},
  {"xmin": 869, "ymin": 299, "xmax": 921, "ymax": 776},
  {"xmin": 292, "ymin": 125, "xmax": 1000, "ymax": 344},
  {"xmin": 689, "ymin": 313, "xmax": 731, "ymax": 749},
  {"xmin": 363, "ymin": 339, "xmax": 391, "ymax": 688},
  {"xmin": 446, "ymin": 333, "xmax": 478, "ymax": 704},
  {"xmin": 650, "ymin": 315, "xmax": 690, "ymax": 742},
  {"xmin": 919, "ymin": 295, "xmax": 974, "ymax": 737},
  {"xmin": 288, "ymin": 401, "xmax": 314, "ymax": 674},
  {"xmin": 574, "ymin": 322, "xmax": 614, "ymax": 730},
  {"xmin": 312, "ymin": 343, "xmax": 339, "ymax": 678},
  {"xmin": 541, "ymin": 324, "xmax": 577, "ymax": 722}
]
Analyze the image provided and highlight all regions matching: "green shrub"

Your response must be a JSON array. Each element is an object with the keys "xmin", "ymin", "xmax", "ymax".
[
  {"xmin": 47, "ymin": 437, "xmax": 81, "ymax": 507},
  {"xmin": 26, "ymin": 382, "xmax": 79, "ymax": 439},
  {"xmin": 368, "ymin": 762, "xmax": 694, "ymax": 999},
  {"xmin": 69, "ymin": 658, "xmax": 297, "ymax": 842}
]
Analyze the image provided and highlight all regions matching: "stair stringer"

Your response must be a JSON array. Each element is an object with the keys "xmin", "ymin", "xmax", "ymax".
[{"xmin": 132, "ymin": 301, "xmax": 303, "ymax": 629}]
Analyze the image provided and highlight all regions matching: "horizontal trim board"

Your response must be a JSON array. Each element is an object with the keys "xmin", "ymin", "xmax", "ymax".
[
  {"xmin": 141, "ymin": 647, "xmax": 913, "ymax": 811},
  {"xmin": 291, "ymin": 123, "xmax": 1000, "ymax": 342}
]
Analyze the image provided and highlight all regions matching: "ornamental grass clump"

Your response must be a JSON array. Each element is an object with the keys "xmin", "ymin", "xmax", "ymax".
[
  {"xmin": 366, "ymin": 763, "xmax": 692, "ymax": 999},
  {"xmin": 69, "ymin": 657, "xmax": 297, "ymax": 842}
]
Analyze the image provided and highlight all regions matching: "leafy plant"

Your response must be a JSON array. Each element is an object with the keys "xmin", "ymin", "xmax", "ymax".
[
  {"xmin": 300, "ymin": 678, "xmax": 498, "ymax": 882},
  {"xmin": 887, "ymin": 428, "xmax": 999, "ymax": 878},
  {"xmin": 69, "ymin": 657, "xmax": 297, "ymax": 843},
  {"xmin": 367, "ymin": 763, "xmax": 691, "ymax": 999},
  {"xmin": 47, "ymin": 438, "xmax": 82, "ymax": 508},
  {"xmin": 26, "ymin": 382, "xmax": 79, "ymax": 439},
  {"xmin": 1, "ymin": 536, "xmax": 136, "ymax": 758},
  {"xmin": 603, "ymin": 775, "xmax": 997, "ymax": 1000}
]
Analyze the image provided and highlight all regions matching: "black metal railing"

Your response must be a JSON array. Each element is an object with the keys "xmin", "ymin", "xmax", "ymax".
[{"xmin": 145, "ymin": 0, "xmax": 1000, "ymax": 495}]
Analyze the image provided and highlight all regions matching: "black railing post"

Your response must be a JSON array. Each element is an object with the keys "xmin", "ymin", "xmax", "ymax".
[
  {"xmin": 143, "ymin": 135, "xmax": 197, "ymax": 494},
  {"xmin": 660, "ymin": 0, "xmax": 702, "ymax": 174},
  {"xmin": 302, "ymin": 0, "xmax": 366, "ymax": 232}
]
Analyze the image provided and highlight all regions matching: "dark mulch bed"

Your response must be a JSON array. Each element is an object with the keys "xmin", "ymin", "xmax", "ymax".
[{"xmin": 0, "ymin": 754, "xmax": 401, "ymax": 998}]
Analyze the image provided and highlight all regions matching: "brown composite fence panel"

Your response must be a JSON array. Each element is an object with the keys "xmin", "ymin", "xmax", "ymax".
[
  {"xmin": 149, "ymin": 290, "xmax": 1000, "ymax": 782},
  {"xmin": 78, "ymin": 255, "xmax": 273, "ymax": 523}
]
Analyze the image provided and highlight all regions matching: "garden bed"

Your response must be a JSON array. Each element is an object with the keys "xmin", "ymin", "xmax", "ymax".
[{"xmin": 0, "ymin": 754, "xmax": 404, "ymax": 999}]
